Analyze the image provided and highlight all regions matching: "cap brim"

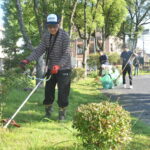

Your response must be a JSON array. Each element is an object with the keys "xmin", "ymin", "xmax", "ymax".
[{"xmin": 47, "ymin": 22, "xmax": 58, "ymax": 25}]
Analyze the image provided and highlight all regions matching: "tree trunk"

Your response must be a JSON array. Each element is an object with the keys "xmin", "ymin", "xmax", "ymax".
[
  {"xmin": 82, "ymin": 0, "xmax": 87, "ymax": 76},
  {"xmin": 16, "ymin": 0, "xmax": 44, "ymax": 85},
  {"xmin": 60, "ymin": 8, "xmax": 64, "ymax": 29},
  {"xmin": 42, "ymin": 0, "xmax": 48, "ymax": 32},
  {"xmin": 69, "ymin": 0, "xmax": 78, "ymax": 38},
  {"xmin": 33, "ymin": 0, "xmax": 43, "ymax": 38},
  {"xmin": 132, "ymin": 38, "xmax": 138, "ymax": 51},
  {"xmin": 15, "ymin": 0, "xmax": 34, "ymax": 50},
  {"xmin": 101, "ymin": 27, "xmax": 105, "ymax": 51},
  {"xmin": 33, "ymin": 0, "xmax": 44, "ymax": 85},
  {"xmin": 123, "ymin": 33, "xmax": 126, "ymax": 47}
]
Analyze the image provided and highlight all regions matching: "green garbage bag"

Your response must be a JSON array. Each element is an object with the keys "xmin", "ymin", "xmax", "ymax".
[{"xmin": 100, "ymin": 74, "xmax": 113, "ymax": 89}]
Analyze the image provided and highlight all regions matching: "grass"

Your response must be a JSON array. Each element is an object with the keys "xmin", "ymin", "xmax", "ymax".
[
  {"xmin": 138, "ymin": 70, "xmax": 150, "ymax": 75},
  {"xmin": 0, "ymin": 77, "xmax": 150, "ymax": 150}
]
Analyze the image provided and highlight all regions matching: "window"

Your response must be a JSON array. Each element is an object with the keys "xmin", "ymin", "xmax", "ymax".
[{"xmin": 77, "ymin": 45, "xmax": 83, "ymax": 54}]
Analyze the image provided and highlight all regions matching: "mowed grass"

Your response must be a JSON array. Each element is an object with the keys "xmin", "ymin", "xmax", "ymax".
[{"xmin": 0, "ymin": 78, "xmax": 150, "ymax": 150}]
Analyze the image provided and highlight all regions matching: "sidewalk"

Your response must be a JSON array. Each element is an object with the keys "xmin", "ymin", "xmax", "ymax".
[{"xmin": 102, "ymin": 75, "xmax": 150, "ymax": 125}]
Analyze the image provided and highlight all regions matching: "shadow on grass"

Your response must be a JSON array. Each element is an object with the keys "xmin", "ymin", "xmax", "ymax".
[
  {"xmin": 28, "ymin": 145, "xmax": 84, "ymax": 150},
  {"xmin": 126, "ymin": 120, "xmax": 150, "ymax": 150},
  {"xmin": 1, "ymin": 81, "xmax": 150, "ymax": 150},
  {"xmin": 2, "ymin": 84, "xmax": 106, "ymax": 125}
]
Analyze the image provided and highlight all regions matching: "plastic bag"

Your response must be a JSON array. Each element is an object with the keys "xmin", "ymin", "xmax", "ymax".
[
  {"xmin": 110, "ymin": 69, "xmax": 123, "ymax": 86},
  {"xmin": 100, "ymin": 74, "xmax": 113, "ymax": 89}
]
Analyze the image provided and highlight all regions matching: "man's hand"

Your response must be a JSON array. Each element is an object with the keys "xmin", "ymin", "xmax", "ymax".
[
  {"xmin": 51, "ymin": 65, "xmax": 60, "ymax": 74},
  {"xmin": 20, "ymin": 59, "xmax": 30, "ymax": 70}
]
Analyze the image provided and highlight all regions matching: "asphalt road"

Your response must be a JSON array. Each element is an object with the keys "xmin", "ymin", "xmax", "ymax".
[{"xmin": 102, "ymin": 75, "xmax": 150, "ymax": 125}]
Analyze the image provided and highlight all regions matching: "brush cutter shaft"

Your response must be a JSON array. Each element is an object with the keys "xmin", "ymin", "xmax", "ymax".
[
  {"xmin": 3, "ymin": 80, "xmax": 42, "ymax": 128},
  {"xmin": 27, "ymin": 74, "xmax": 51, "ymax": 81}
]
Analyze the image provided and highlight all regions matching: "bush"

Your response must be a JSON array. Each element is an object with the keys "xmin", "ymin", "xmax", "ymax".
[
  {"xmin": 73, "ymin": 101, "xmax": 132, "ymax": 149},
  {"xmin": 87, "ymin": 71, "xmax": 98, "ymax": 78},
  {"xmin": 3, "ymin": 51, "xmax": 35, "ymax": 71},
  {"xmin": 0, "ymin": 81, "xmax": 5, "ymax": 126},
  {"xmin": 71, "ymin": 68, "xmax": 85, "ymax": 81},
  {"xmin": 87, "ymin": 53, "xmax": 99, "ymax": 69},
  {"xmin": 0, "ymin": 69, "xmax": 33, "ymax": 126},
  {"xmin": 107, "ymin": 52, "xmax": 120, "ymax": 65},
  {"xmin": 1, "ymin": 69, "xmax": 33, "ymax": 90}
]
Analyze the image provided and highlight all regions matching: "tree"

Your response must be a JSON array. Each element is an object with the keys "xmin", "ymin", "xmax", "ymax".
[
  {"xmin": 1, "ymin": 0, "xmax": 80, "ymax": 77},
  {"xmin": 100, "ymin": 0, "xmax": 128, "ymax": 50},
  {"xmin": 1, "ymin": 0, "xmax": 55, "ymax": 84},
  {"xmin": 119, "ymin": 0, "xmax": 150, "ymax": 50},
  {"xmin": 73, "ymin": 0, "xmax": 104, "ymax": 72},
  {"xmin": 0, "ymin": 0, "xmax": 25, "ymax": 69}
]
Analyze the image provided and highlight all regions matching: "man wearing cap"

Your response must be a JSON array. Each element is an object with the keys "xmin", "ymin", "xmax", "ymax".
[{"xmin": 20, "ymin": 14, "xmax": 72, "ymax": 120}]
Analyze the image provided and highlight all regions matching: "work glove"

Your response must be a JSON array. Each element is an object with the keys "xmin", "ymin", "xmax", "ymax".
[
  {"xmin": 51, "ymin": 65, "xmax": 60, "ymax": 74},
  {"xmin": 20, "ymin": 59, "xmax": 30, "ymax": 70}
]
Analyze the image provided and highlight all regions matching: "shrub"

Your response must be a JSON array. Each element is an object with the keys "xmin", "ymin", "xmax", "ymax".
[
  {"xmin": 71, "ymin": 68, "xmax": 85, "ymax": 81},
  {"xmin": 87, "ymin": 71, "xmax": 98, "ymax": 78},
  {"xmin": 2, "ymin": 69, "xmax": 33, "ymax": 90},
  {"xmin": 0, "ymin": 69, "xmax": 33, "ymax": 126},
  {"xmin": 73, "ymin": 101, "xmax": 132, "ymax": 149},
  {"xmin": 0, "ymin": 81, "xmax": 5, "ymax": 126},
  {"xmin": 107, "ymin": 52, "xmax": 120, "ymax": 65},
  {"xmin": 87, "ymin": 53, "xmax": 99, "ymax": 69},
  {"xmin": 3, "ymin": 51, "xmax": 35, "ymax": 71}
]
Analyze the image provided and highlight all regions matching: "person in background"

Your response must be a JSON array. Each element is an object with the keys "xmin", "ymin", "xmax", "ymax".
[
  {"xmin": 20, "ymin": 14, "xmax": 71, "ymax": 120},
  {"xmin": 98, "ymin": 50, "xmax": 109, "ymax": 76},
  {"xmin": 120, "ymin": 46, "xmax": 137, "ymax": 89},
  {"xmin": 133, "ymin": 56, "xmax": 140, "ymax": 76}
]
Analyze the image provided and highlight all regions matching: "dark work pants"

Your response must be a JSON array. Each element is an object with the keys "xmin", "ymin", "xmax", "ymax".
[
  {"xmin": 43, "ymin": 69, "xmax": 71, "ymax": 108},
  {"xmin": 122, "ymin": 64, "xmax": 132, "ymax": 85}
]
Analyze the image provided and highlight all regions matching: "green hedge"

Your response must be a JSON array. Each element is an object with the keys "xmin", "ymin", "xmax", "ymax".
[
  {"xmin": 71, "ymin": 68, "xmax": 85, "ymax": 81},
  {"xmin": 2, "ymin": 69, "xmax": 32, "ymax": 90},
  {"xmin": 107, "ymin": 52, "xmax": 121, "ymax": 65},
  {"xmin": 87, "ymin": 52, "xmax": 121, "ymax": 69},
  {"xmin": 87, "ymin": 53, "xmax": 99, "ymax": 69}
]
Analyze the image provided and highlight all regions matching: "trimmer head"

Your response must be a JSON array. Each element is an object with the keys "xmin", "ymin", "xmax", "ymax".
[{"xmin": 2, "ymin": 119, "xmax": 20, "ymax": 128}]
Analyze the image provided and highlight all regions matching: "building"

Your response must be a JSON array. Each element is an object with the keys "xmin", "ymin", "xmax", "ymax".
[
  {"xmin": 71, "ymin": 34, "xmax": 123, "ymax": 68},
  {"xmin": 104, "ymin": 36, "xmax": 123, "ymax": 53}
]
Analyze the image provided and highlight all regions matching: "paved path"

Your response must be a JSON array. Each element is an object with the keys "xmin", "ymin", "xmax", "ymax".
[{"xmin": 102, "ymin": 75, "xmax": 150, "ymax": 125}]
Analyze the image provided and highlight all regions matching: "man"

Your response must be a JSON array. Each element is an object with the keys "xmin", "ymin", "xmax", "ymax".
[
  {"xmin": 98, "ymin": 50, "xmax": 109, "ymax": 76},
  {"xmin": 20, "ymin": 14, "xmax": 71, "ymax": 120},
  {"xmin": 133, "ymin": 56, "xmax": 140, "ymax": 76},
  {"xmin": 99, "ymin": 51, "xmax": 108, "ymax": 65},
  {"xmin": 120, "ymin": 46, "xmax": 136, "ymax": 89}
]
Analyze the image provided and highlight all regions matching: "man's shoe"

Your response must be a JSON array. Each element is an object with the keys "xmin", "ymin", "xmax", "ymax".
[
  {"xmin": 44, "ymin": 105, "xmax": 53, "ymax": 118},
  {"xmin": 58, "ymin": 107, "xmax": 66, "ymax": 120},
  {"xmin": 129, "ymin": 85, "xmax": 133, "ymax": 89}
]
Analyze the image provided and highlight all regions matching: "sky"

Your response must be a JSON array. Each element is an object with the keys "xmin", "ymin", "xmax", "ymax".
[
  {"xmin": 137, "ymin": 24, "xmax": 150, "ymax": 54},
  {"xmin": 0, "ymin": 2, "xmax": 150, "ymax": 53}
]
